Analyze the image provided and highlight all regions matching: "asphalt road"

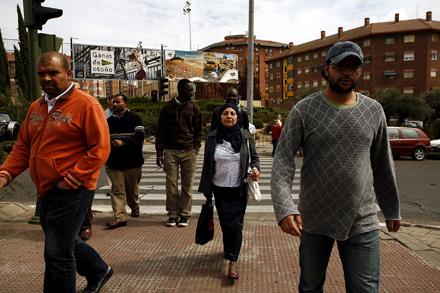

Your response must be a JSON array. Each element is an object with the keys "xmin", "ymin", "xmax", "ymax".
[{"xmin": 1, "ymin": 155, "xmax": 439, "ymax": 226}]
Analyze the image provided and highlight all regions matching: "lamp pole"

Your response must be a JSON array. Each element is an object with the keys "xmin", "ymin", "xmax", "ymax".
[
  {"xmin": 183, "ymin": 1, "xmax": 192, "ymax": 51},
  {"xmin": 247, "ymin": 0, "xmax": 254, "ymax": 123}
]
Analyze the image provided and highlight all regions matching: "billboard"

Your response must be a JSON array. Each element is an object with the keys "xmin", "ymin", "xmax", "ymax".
[{"xmin": 72, "ymin": 43, "xmax": 238, "ymax": 83}]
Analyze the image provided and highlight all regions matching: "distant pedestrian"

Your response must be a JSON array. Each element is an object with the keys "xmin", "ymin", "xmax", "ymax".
[
  {"xmin": 270, "ymin": 119, "xmax": 282, "ymax": 157},
  {"xmin": 104, "ymin": 95, "xmax": 114, "ymax": 118},
  {"xmin": 0, "ymin": 52, "xmax": 112, "ymax": 292},
  {"xmin": 106, "ymin": 93, "xmax": 145, "ymax": 229},
  {"xmin": 210, "ymin": 87, "xmax": 249, "ymax": 131},
  {"xmin": 271, "ymin": 41, "xmax": 401, "ymax": 293},
  {"xmin": 198, "ymin": 102, "xmax": 260, "ymax": 283},
  {"xmin": 156, "ymin": 79, "xmax": 203, "ymax": 227}
]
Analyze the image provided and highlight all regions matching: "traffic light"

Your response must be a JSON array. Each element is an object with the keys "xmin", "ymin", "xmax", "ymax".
[
  {"xmin": 159, "ymin": 76, "xmax": 169, "ymax": 97},
  {"xmin": 23, "ymin": 0, "xmax": 63, "ymax": 30}
]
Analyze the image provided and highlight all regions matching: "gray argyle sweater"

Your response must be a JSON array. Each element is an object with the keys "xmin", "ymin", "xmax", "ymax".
[{"xmin": 271, "ymin": 91, "xmax": 400, "ymax": 240}]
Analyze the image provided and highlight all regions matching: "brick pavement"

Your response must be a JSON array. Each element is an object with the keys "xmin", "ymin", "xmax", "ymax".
[{"xmin": 0, "ymin": 211, "xmax": 439, "ymax": 292}]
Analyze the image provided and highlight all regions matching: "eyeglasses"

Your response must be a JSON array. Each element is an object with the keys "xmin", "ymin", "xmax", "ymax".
[{"xmin": 330, "ymin": 63, "xmax": 362, "ymax": 72}]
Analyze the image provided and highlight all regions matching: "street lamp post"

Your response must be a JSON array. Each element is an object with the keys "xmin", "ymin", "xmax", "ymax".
[{"xmin": 183, "ymin": 1, "xmax": 192, "ymax": 51}]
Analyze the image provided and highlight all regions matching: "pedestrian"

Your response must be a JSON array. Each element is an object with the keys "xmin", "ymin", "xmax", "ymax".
[
  {"xmin": 104, "ymin": 95, "xmax": 113, "ymax": 118},
  {"xmin": 198, "ymin": 102, "xmax": 260, "ymax": 283},
  {"xmin": 0, "ymin": 52, "xmax": 112, "ymax": 293},
  {"xmin": 210, "ymin": 87, "xmax": 249, "ymax": 131},
  {"xmin": 270, "ymin": 118, "xmax": 282, "ymax": 157},
  {"xmin": 106, "ymin": 93, "xmax": 145, "ymax": 229},
  {"xmin": 156, "ymin": 79, "xmax": 203, "ymax": 227},
  {"xmin": 271, "ymin": 41, "xmax": 401, "ymax": 293}
]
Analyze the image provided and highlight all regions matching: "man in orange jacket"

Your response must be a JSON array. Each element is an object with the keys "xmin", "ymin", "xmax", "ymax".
[{"xmin": 0, "ymin": 52, "xmax": 112, "ymax": 293}]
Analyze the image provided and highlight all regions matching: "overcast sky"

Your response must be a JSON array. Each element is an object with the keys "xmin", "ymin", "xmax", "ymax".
[{"xmin": 1, "ymin": 0, "xmax": 440, "ymax": 52}]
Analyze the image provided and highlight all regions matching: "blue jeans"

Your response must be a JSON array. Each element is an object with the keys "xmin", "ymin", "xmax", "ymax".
[
  {"xmin": 39, "ymin": 187, "xmax": 108, "ymax": 293},
  {"xmin": 299, "ymin": 230, "xmax": 380, "ymax": 293}
]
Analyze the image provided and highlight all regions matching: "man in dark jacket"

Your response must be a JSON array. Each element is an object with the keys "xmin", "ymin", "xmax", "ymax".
[
  {"xmin": 156, "ymin": 79, "xmax": 203, "ymax": 227},
  {"xmin": 106, "ymin": 93, "xmax": 145, "ymax": 229}
]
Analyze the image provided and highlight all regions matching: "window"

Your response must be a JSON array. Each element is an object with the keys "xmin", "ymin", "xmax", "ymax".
[
  {"xmin": 313, "ymin": 53, "xmax": 318, "ymax": 59},
  {"xmin": 305, "ymin": 55, "xmax": 310, "ymax": 61},
  {"xmin": 304, "ymin": 67, "xmax": 310, "ymax": 74},
  {"xmin": 403, "ymin": 51, "xmax": 415, "ymax": 61},
  {"xmin": 363, "ymin": 39, "xmax": 371, "ymax": 47},
  {"xmin": 297, "ymin": 82, "xmax": 302, "ymax": 89},
  {"xmin": 288, "ymin": 56, "xmax": 294, "ymax": 64},
  {"xmin": 297, "ymin": 68, "xmax": 302, "ymax": 74},
  {"xmin": 431, "ymin": 69, "xmax": 437, "ymax": 77},
  {"xmin": 384, "ymin": 70, "xmax": 397, "ymax": 79},
  {"xmin": 321, "ymin": 79, "xmax": 327, "ymax": 86},
  {"xmin": 387, "ymin": 128, "xmax": 399, "ymax": 139},
  {"xmin": 269, "ymin": 63, "xmax": 273, "ymax": 69},
  {"xmin": 288, "ymin": 70, "xmax": 294, "ymax": 78},
  {"xmin": 385, "ymin": 37, "xmax": 395, "ymax": 45},
  {"xmin": 304, "ymin": 81, "xmax": 310, "ymax": 88},
  {"xmin": 321, "ymin": 50, "xmax": 326, "ymax": 57},
  {"xmin": 288, "ymin": 84, "xmax": 294, "ymax": 91},
  {"xmin": 269, "ymin": 74, "xmax": 274, "ymax": 80},
  {"xmin": 402, "ymin": 128, "xmax": 419, "ymax": 138},
  {"xmin": 276, "ymin": 85, "xmax": 281, "ymax": 91},
  {"xmin": 269, "ymin": 86, "xmax": 274, "ymax": 93},
  {"xmin": 404, "ymin": 69, "xmax": 414, "ymax": 78},
  {"xmin": 404, "ymin": 35, "xmax": 415, "ymax": 43},
  {"xmin": 312, "ymin": 66, "xmax": 319, "ymax": 73},
  {"xmin": 364, "ymin": 55, "xmax": 372, "ymax": 64},
  {"xmin": 384, "ymin": 52, "xmax": 395, "ymax": 62},
  {"xmin": 432, "ymin": 50, "xmax": 438, "ymax": 60},
  {"xmin": 276, "ymin": 73, "xmax": 281, "ymax": 79},
  {"xmin": 432, "ymin": 34, "xmax": 440, "ymax": 42},
  {"xmin": 363, "ymin": 72, "xmax": 370, "ymax": 80},
  {"xmin": 276, "ymin": 62, "xmax": 281, "ymax": 67},
  {"xmin": 284, "ymin": 80, "xmax": 287, "ymax": 85},
  {"xmin": 403, "ymin": 88, "xmax": 414, "ymax": 94},
  {"xmin": 297, "ymin": 56, "xmax": 302, "ymax": 63},
  {"xmin": 284, "ymin": 67, "xmax": 287, "ymax": 73},
  {"xmin": 313, "ymin": 80, "xmax": 319, "ymax": 87}
]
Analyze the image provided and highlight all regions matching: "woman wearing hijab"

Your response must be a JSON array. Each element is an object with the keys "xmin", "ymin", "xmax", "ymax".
[{"xmin": 198, "ymin": 102, "xmax": 261, "ymax": 283}]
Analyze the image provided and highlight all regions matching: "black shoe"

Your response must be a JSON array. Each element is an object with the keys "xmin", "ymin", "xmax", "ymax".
[
  {"xmin": 131, "ymin": 208, "xmax": 139, "ymax": 217},
  {"xmin": 177, "ymin": 217, "xmax": 189, "ymax": 227},
  {"xmin": 83, "ymin": 266, "xmax": 113, "ymax": 293},
  {"xmin": 166, "ymin": 217, "xmax": 178, "ymax": 227},
  {"xmin": 106, "ymin": 219, "xmax": 127, "ymax": 229}
]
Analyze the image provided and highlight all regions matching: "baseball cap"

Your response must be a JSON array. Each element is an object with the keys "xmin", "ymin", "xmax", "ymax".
[{"xmin": 325, "ymin": 41, "xmax": 364, "ymax": 65}]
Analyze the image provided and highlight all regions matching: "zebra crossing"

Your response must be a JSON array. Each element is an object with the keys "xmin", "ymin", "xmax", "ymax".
[{"xmin": 92, "ymin": 155, "xmax": 300, "ymax": 214}]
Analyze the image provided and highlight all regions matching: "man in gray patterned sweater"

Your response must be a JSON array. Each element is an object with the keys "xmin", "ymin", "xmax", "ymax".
[{"xmin": 271, "ymin": 41, "xmax": 401, "ymax": 293}]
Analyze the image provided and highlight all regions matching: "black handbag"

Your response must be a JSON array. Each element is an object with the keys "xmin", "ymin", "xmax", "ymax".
[{"xmin": 195, "ymin": 198, "xmax": 214, "ymax": 245}]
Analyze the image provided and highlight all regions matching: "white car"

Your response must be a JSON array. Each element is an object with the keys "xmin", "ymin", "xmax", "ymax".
[{"xmin": 430, "ymin": 139, "xmax": 440, "ymax": 154}]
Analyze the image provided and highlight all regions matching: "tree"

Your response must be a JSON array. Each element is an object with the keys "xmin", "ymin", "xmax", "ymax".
[
  {"xmin": 17, "ymin": 4, "xmax": 31, "ymax": 100},
  {"xmin": 423, "ymin": 89, "xmax": 440, "ymax": 121},
  {"xmin": 13, "ymin": 45, "xmax": 27, "ymax": 99},
  {"xmin": 0, "ymin": 29, "xmax": 11, "ymax": 95}
]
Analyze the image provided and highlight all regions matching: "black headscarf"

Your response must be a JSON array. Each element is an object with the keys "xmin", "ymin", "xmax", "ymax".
[{"xmin": 216, "ymin": 102, "xmax": 242, "ymax": 152}]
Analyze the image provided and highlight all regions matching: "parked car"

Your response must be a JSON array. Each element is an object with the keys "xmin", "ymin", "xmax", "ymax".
[
  {"xmin": 387, "ymin": 126, "xmax": 431, "ymax": 161},
  {"xmin": 0, "ymin": 112, "xmax": 20, "ymax": 142},
  {"xmin": 430, "ymin": 139, "xmax": 440, "ymax": 156}
]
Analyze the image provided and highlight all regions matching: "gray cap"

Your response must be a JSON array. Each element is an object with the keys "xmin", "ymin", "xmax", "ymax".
[{"xmin": 325, "ymin": 41, "xmax": 364, "ymax": 64}]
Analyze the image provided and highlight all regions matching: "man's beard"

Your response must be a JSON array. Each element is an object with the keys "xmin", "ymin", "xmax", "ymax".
[{"xmin": 328, "ymin": 78, "xmax": 357, "ymax": 94}]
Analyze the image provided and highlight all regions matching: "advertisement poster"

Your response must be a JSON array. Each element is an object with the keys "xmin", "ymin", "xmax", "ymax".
[{"xmin": 73, "ymin": 43, "xmax": 238, "ymax": 83}]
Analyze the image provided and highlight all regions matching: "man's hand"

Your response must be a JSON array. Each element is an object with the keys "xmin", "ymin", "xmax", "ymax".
[
  {"xmin": 156, "ymin": 155, "xmax": 164, "ymax": 168},
  {"xmin": 111, "ymin": 139, "xmax": 124, "ymax": 147},
  {"xmin": 280, "ymin": 214, "xmax": 302, "ymax": 237},
  {"xmin": 250, "ymin": 168, "xmax": 260, "ymax": 181},
  {"xmin": 386, "ymin": 219, "xmax": 401, "ymax": 232},
  {"xmin": 0, "ymin": 177, "xmax": 8, "ymax": 190}
]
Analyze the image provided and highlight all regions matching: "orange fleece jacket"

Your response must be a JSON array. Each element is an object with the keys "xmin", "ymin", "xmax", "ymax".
[{"xmin": 0, "ymin": 88, "xmax": 110, "ymax": 197}]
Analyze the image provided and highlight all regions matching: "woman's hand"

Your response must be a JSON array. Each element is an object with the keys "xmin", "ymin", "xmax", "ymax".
[{"xmin": 250, "ymin": 167, "xmax": 260, "ymax": 181}]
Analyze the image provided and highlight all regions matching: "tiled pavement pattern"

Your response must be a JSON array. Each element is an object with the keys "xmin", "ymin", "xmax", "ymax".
[{"xmin": 0, "ymin": 213, "xmax": 440, "ymax": 292}]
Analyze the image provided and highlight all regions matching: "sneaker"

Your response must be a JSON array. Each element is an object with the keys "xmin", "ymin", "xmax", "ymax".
[
  {"xmin": 131, "ymin": 208, "xmax": 139, "ymax": 217},
  {"xmin": 83, "ymin": 266, "xmax": 113, "ymax": 293},
  {"xmin": 166, "ymin": 217, "xmax": 178, "ymax": 227},
  {"xmin": 177, "ymin": 217, "xmax": 189, "ymax": 227}
]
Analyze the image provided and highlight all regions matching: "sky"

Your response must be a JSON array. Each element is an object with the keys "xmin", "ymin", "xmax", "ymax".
[{"xmin": 1, "ymin": 0, "xmax": 440, "ymax": 52}]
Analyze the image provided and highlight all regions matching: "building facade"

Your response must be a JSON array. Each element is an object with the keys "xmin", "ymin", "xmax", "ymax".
[
  {"xmin": 267, "ymin": 12, "xmax": 440, "ymax": 107},
  {"xmin": 200, "ymin": 34, "xmax": 289, "ymax": 105}
]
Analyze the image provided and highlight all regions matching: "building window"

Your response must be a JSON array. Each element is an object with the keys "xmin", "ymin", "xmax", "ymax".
[
  {"xmin": 313, "ymin": 80, "xmax": 319, "ymax": 87},
  {"xmin": 288, "ymin": 70, "xmax": 294, "ymax": 78},
  {"xmin": 321, "ymin": 50, "xmax": 326, "ymax": 57},
  {"xmin": 385, "ymin": 37, "xmax": 395, "ymax": 45},
  {"xmin": 363, "ymin": 72, "xmax": 370, "ymax": 80},
  {"xmin": 384, "ymin": 52, "xmax": 395, "ymax": 62},
  {"xmin": 269, "ymin": 74, "xmax": 274, "ymax": 80},
  {"xmin": 304, "ymin": 67, "xmax": 310, "ymax": 74},
  {"xmin": 269, "ymin": 86, "xmax": 274, "ymax": 93},
  {"xmin": 304, "ymin": 55, "xmax": 310, "ymax": 61},
  {"xmin": 432, "ymin": 50, "xmax": 438, "ymax": 60},
  {"xmin": 288, "ymin": 56, "xmax": 294, "ymax": 64},
  {"xmin": 297, "ymin": 56, "xmax": 302, "ymax": 63},
  {"xmin": 284, "ymin": 80, "xmax": 287, "ymax": 85},
  {"xmin": 297, "ymin": 82, "xmax": 303, "ymax": 89},
  {"xmin": 384, "ymin": 70, "xmax": 397, "ymax": 79},
  {"xmin": 284, "ymin": 67, "xmax": 287, "ymax": 73},
  {"xmin": 312, "ymin": 66, "xmax": 319, "ymax": 73},
  {"xmin": 432, "ymin": 34, "xmax": 440, "ymax": 42},
  {"xmin": 288, "ymin": 84, "xmax": 294, "ymax": 91},
  {"xmin": 276, "ymin": 85, "xmax": 281, "ymax": 91},
  {"xmin": 313, "ymin": 53, "xmax": 318, "ymax": 59},
  {"xmin": 404, "ymin": 35, "xmax": 415, "ymax": 43},
  {"xmin": 304, "ymin": 81, "xmax": 310, "ymax": 88},
  {"xmin": 276, "ymin": 73, "xmax": 281, "ymax": 79},
  {"xmin": 364, "ymin": 55, "xmax": 371, "ymax": 64},
  {"xmin": 276, "ymin": 62, "xmax": 281, "ymax": 67},
  {"xmin": 403, "ymin": 88, "xmax": 414, "ymax": 94},
  {"xmin": 363, "ymin": 39, "xmax": 371, "ymax": 47},
  {"xmin": 431, "ymin": 69, "xmax": 437, "ymax": 77},
  {"xmin": 404, "ymin": 69, "xmax": 414, "ymax": 78},
  {"xmin": 297, "ymin": 68, "xmax": 302, "ymax": 74},
  {"xmin": 403, "ymin": 51, "xmax": 415, "ymax": 61},
  {"xmin": 321, "ymin": 79, "xmax": 327, "ymax": 86},
  {"xmin": 269, "ymin": 63, "xmax": 273, "ymax": 69}
]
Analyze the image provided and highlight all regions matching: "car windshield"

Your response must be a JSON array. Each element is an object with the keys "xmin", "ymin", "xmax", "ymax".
[{"xmin": 0, "ymin": 113, "xmax": 11, "ymax": 122}]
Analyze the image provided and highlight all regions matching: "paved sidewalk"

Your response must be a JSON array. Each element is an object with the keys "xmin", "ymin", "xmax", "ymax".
[{"xmin": 0, "ymin": 210, "xmax": 439, "ymax": 292}]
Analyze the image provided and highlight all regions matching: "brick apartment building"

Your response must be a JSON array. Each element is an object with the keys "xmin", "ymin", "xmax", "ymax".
[
  {"xmin": 266, "ymin": 11, "xmax": 440, "ymax": 107},
  {"xmin": 200, "ymin": 34, "xmax": 289, "ymax": 105}
]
